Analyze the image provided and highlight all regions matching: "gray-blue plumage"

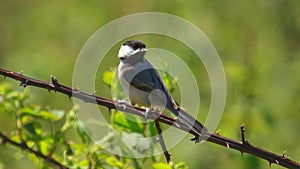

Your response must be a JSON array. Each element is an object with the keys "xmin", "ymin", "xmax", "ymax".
[{"xmin": 117, "ymin": 40, "xmax": 207, "ymax": 142}]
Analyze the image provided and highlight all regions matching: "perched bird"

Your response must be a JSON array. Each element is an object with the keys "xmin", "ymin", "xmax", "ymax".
[{"xmin": 117, "ymin": 40, "xmax": 207, "ymax": 142}]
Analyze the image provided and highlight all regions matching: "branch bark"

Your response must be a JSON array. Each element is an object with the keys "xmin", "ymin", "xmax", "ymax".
[{"xmin": 0, "ymin": 67, "xmax": 299, "ymax": 169}]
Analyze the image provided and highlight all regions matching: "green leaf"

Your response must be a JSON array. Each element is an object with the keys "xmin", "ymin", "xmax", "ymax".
[
  {"xmin": 19, "ymin": 107, "xmax": 64, "ymax": 121},
  {"xmin": 51, "ymin": 109, "xmax": 65, "ymax": 120},
  {"xmin": 76, "ymin": 122, "xmax": 89, "ymax": 144},
  {"xmin": 153, "ymin": 162, "xmax": 172, "ymax": 169},
  {"xmin": 38, "ymin": 109, "xmax": 64, "ymax": 121},
  {"xmin": 64, "ymin": 143, "xmax": 74, "ymax": 156},
  {"xmin": 6, "ymin": 91, "xmax": 20, "ymax": 100},
  {"xmin": 147, "ymin": 121, "xmax": 158, "ymax": 137},
  {"xmin": 60, "ymin": 119, "xmax": 71, "ymax": 133},
  {"xmin": 78, "ymin": 159, "xmax": 89, "ymax": 167},
  {"xmin": 20, "ymin": 87, "xmax": 30, "ymax": 101},
  {"xmin": 0, "ymin": 83, "xmax": 12, "ymax": 94},
  {"xmin": 23, "ymin": 121, "xmax": 42, "ymax": 135},
  {"xmin": 103, "ymin": 70, "xmax": 115, "ymax": 86},
  {"xmin": 10, "ymin": 134, "xmax": 21, "ymax": 143},
  {"xmin": 174, "ymin": 162, "xmax": 188, "ymax": 169},
  {"xmin": 112, "ymin": 112, "xmax": 144, "ymax": 133},
  {"xmin": 39, "ymin": 139, "xmax": 51, "ymax": 155},
  {"xmin": 106, "ymin": 157, "xmax": 123, "ymax": 168},
  {"xmin": 121, "ymin": 132, "xmax": 151, "ymax": 152}
]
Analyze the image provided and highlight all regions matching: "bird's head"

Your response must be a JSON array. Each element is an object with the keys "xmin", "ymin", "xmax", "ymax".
[{"xmin": 118, "ymin": 40, "xmax": 147, "ymax": 60}]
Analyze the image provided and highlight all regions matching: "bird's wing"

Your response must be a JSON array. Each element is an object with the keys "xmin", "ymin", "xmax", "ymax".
[
  {"xmin": 123, "ymin": 67, "xmax": 166, "ymax": 93},
  {"xmin": 121, "ymin": 60, "xmax": 179, "ymax": 111}
]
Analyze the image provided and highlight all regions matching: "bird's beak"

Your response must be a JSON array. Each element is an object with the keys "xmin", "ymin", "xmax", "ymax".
[{"xmin": 140, "ymin": 48, "xmax": 147, "ymax": 52}]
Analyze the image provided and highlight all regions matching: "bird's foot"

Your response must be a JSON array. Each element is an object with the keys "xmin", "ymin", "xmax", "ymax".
[
  {"xmin": 116, "ymin": 100, "xmax": 131, "ymax": 111},
  {"xmin": 144, "ymin": 108, "xmax": 161, "ymax": 121},
  {"xmin": 190, "ymin": 127, "xmax": 209, "ymax": 143},
  {"xmin": 144, "ymin": 108, "xmax": 151, "ymax": 121},
  {"xmin": 190, "ymin": 136, "xmax": 202, "ymax": 143},
  {"xmin": 191, "ymin": 135, "xmax": 208, "ymax": 143}
]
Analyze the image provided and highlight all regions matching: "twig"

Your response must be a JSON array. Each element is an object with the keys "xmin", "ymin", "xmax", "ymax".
[
  {"xmin": 154, "ymin": 120, "xmax": 172, "ymax": 164},
  {"xmin": 1, "ymin": 68, "xmax": 300, "ymax": 169},
  {"xmin": 240, "ymin": 123, "xmax": 246, "ymax": 144},
  {"xmin": 0, "ymin": 132, "xmax": 68, "ymax": 169}
]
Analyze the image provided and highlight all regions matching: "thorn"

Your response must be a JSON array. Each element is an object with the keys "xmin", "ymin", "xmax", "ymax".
[
  {"xmin": 190, "ymin": 136, "xmax": 200, "ymax": 143},
  {"xmin": 226, "ymin": 142, "xmax": 230, "ymax": 149},
  {"xmin": 73, "ymin": 86, "xmax": 79, "ymax": 93},
  {"xmin": 240, "ymin": 123, "xmax": 246, "ymax": 143},
  {"xmin": 167, "ymin": 158, "xmax": 173, "ymax": 165},
  {"xmin": 282, "ymin": 150, "xmax": 286, "ymax": 158},
  {"xmin": 19, "ymin": 79, "xmax": 28, "ymax": 87},
  {"xmin": 68, "ymin": 94, "xmax": 72, "ymax": 99},
  {"xmin": 196, "ymin": 136, "xmax": 205, "ymax": 143},
  {"xmin": 215, "ymin": 129, "xmax": 221, "ymax": 134},
  {"xmin": 18, "ymin": 70, "xmax": 23, "ymax": 75},
  {"xmin": 49, "ymin": 83, "xmax": 55, "ymax": 88},
  {"xmin": 50, "ymin": 75, "xmax": 59, "ymax": 87},
  {"xmin": 92, "ymin": 91, "xmax": 96, "ymax": 96},
  {"xmin": 275, "ymin": 160, "xmax": 279, "ymax": 164}
]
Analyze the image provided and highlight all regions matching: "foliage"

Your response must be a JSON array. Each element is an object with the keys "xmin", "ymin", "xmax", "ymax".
[{"xmin": 0, "ymin": 83, "xmax": 188, "ymax": 169}]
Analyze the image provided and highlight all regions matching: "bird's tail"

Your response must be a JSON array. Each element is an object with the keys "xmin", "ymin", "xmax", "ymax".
[{"xmin": 169, "ymin": 106, "xmax": 208, "ymax": 142}]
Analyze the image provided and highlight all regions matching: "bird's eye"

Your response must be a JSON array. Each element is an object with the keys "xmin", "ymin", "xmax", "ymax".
[
  {"xmin": 132, "ymin": 43, "xmax": 139, "ymax": 50},
  {"xmin": 133, "ymin": 43, "xmax": 146, "ymax": 50}
]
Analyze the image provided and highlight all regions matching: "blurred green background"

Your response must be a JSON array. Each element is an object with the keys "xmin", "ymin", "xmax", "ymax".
[{"xmin": 1, "ymin": 0, "xmax": 300, "ymax": 169}]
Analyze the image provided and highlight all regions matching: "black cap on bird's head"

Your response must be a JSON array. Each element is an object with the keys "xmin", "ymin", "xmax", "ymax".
[
  {"xmin": 123, "ymin": 40, "xmax": 146, "ymax": 50},
  {"xmin": 118, "ymin": 40, "xmax": 147, "ymax": 59}
]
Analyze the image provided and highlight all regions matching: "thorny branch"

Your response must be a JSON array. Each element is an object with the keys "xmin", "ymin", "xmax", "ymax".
[{"xmin": 0, "ymin": 68, "xmax": 300, "ymax": 169}]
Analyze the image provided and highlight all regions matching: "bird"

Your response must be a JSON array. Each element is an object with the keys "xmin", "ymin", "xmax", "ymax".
[{"xmin": 117, "ymin": 40, "xmax": 208, "ymax": 142}]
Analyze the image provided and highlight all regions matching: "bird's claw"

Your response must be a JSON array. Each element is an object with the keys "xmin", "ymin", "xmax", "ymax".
[
  {"xmin": 191, "ymin": 136, "xmax": 201, "ymax": 143},
  {"xmin": 191, "ymin": 127, "xmax": 209, "ymax": 143},
  {"xmin": 144, "ymin": 108, "xmax": 151, "ymax": 121},
  {"xmin": 144, "ymin": 108, "xmax": 161, "ymax": 121},
  {"xmin": 190, "ymin": 135, "xmax": 205, "ymax": 143},
  {"xmin": 116, "ymin": 100, "xmax": 131, "ymax": 111}
]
